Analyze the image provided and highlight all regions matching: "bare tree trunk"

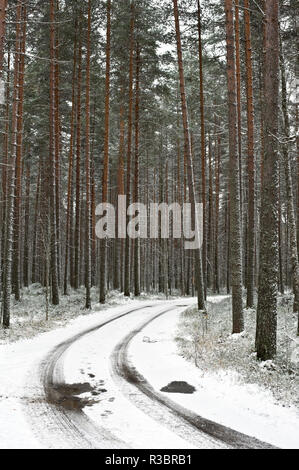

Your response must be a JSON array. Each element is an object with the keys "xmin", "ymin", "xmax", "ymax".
[
  {"xmin": 134, "ymin": 43, "xmax": 141, "ymax": 297},
  {"xmin": 173, "ymin": 0, "xmax": 205, "ymax": 311},
  {"xmin": 74, "ymin": 29, "xmax": 82, "ymax": 290},
  {"xmin": 85, "ymin": 0, "xmax": 92, "ymax": 309},
  {"xmin": 279, "ymin": 35, "xmax": 299, "ymax": 319},
  {"xmin": 214, "ymin": 131, "xmax": 221, "ymax": 294},
  {"xmin": 12, "ymin": 2, "xmax": 27, "ymax": 301},
  {"xmin": 100, "ymin": 0, "xmax": 111, "ymax": 304},
  {"xmin": 224, "ymin": 0, "xmax": 244, "ymax": 333},
  {"xmin": 64, "ymin": 24, "xmax": 77, "ymax": 295},
  {"xmin": 2, "ymin": 0, "xmax": 22, "ymax": 327},
  {"xmin": 197, "ymin": 0, "xmax": 207, "ymax": 296},
  {"xmin": 49, "ymin": 0, "xmax": 59, "ymax": 305},
  {"xmin": 256, "ymin": 0, "xmax": 280, "ymax": 360},
  {"xmin": 124, "ymin": 2, "xmax": 135, "ymax": 298},
  {"xmin": 235, "ymin": 0, "xmax": 243, "ymax": 225},
  {"xmin": 116, "ymin": 83, "xmax": 125, "ymax": 292},
  {"xmin": 207, "ymin": 135, "xmax": 213, "ymax": 289},
  {"xmin": 32, "ymin": 161, "xmax": 41, "ymax": 284},
  {"xmin": 23, "ymin": 161, "xmax": 30, "ymax": 287},
  {"xmin": 244, "ymin": 0, "xmax": 255, "ymax": 308},
  {"xmin": 54, "ymin": 0, "xmax": 61, "ymax": 288},
  {"xmin": 0, "ymin": 0, "xmax": 7, "ymax": 77}
]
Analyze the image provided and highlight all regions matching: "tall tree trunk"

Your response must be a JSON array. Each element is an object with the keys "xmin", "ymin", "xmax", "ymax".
[
  {"xmin": 54, "ymin": 0, "xmax": 61, "ymax": 288},
  {"xmin": 235, "ymin": 0, "xmax": 243, "ymax": 224},
  {"xmin": 134, "ymin": 43, "xmax": 141, "ymax": 297},
  {"xmin": 116, "ymin": 83, "xmax": 125, "ymax": 292},
  {"xmin": 23, "ymin": 161, "xmax": 30, "ymax": 287},
  {"xmin": 12, "ymin": 2, "xmax": 27, "ymax": 301},
  {"xmin": 85, "ymin": 0, "xmax": 92, "ymax": 309},
  {"xmin": 214, "ymin": 131, "xmax": 221, "ymax": 294},
  {"xmin": 64, "ymin": 24, "xmax": 77, "ymax": 295},
  {"xmin": 244, "ymin": 0, "xmax": 255, "ymax": 308},
  {"xmin": 49, "ymin": 0, "xmax": 59, "ymax": 305},
  {"xmin": 224, "ymin": 0, "xmax": 244, "ymax": 333},
  {"xmin": 2, "ymin": 0, "xmax": 22, "ymax": 328},
  {"xmin": 197, "ymin": 0, "xmax": 207, "ymax": 296},
  {"xmin": 256, "ymin": 0, "xmax": 280, "ymax": 360},
  {"xmin": 124, "ymin": 2, "xmax": 135, "ymax": 298},
  {"xmin": 0, "ymin": 0, "xmax": 7, "ymax": 78},
  {"xmin": 32, "ymin": 161, "xmax": 41, "ymax": 284},
  {"xmin": 74, "ymin": 29, "xmax": 82, "ymax": 290},
  {"xmin": 173, "ymin": 0, "xmax": 205, "ymax": 311},
  {"xmin": 100, "ymin": 0, "xmax": 111, "ymax": 304},
  {"xmin": 207, "ymin": 135, "xmax": 213, "ymax": 289},
  {"xmin": 279, "ymin": 34, "xmax": 299, "ymax": 318},
  {"xmin": 1, "ymin": 44, "xmax": 10, "ymax": 275}
]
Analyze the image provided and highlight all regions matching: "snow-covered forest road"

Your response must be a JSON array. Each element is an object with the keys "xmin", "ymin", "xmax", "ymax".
[{"xmin": 0, "ymin": 300, "xmax": 280, "ymax": 449}]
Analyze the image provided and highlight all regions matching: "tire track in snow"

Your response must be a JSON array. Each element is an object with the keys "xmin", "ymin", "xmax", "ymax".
[
  {"xmin": 111, "ymin": 308, "xmax": 279, "ymax": 450},
  {"xmin": 25, "ymin": 303, "xmax": 157, "ymax": 449}
]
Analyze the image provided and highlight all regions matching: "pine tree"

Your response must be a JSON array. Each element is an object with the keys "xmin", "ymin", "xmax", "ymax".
[
  {"xmin": 244, "ymin": 0, "xmax": 255, "ymax": 308},
  {"xmin": 100, "ymin": 0, "xmax": 112, "ymax": 304},
  {"xmin": 172, "ymin": 0, "xmax": 205, "ymax": 312},
  {"xmin": 224, "ymin": 0, "xmax": 244, "ymax": 333},
  {"xmin": 256, "ymin": 0, "xmax": 280, "ymax": 360},
  {"xmin": 85, "ymin": 0, "xmax": 92, "ymax": 309},
  {"xmin": 2, "ymin": 0, "xmax": 23, "ymax": 328}
]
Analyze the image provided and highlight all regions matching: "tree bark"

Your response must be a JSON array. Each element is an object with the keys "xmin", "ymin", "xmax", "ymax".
[
  {"xmin": 224, "ymin": 0, "xmax": 244, "ymax": 333},
  {"xmin": 64, "ymin": 23, "xmax": 77, "ymax": 295},
  {"xmin": 173, "ymin": 0, "xmax": 205, "ymax": 311},
  {"xmin": 49, "ymin": 0, "xmax": 59, "ymax": 305},
  {"xmin": 0, "ymin": 0, "xmax": 7, "ymax": 77},
  {"xmin": 256, "ymin": 0, "xmax": 280, "ymax": 360},
  {"xmin": 12, "ymin": 2, "xmax": 27, "ymax": 301},
  {"xmin": 134, "ymin": 43, "xmax": 141, "ymax": 297},
  {"xmin": 100, "ymin": 0, "xmax": 111, "ymax": 304},
  {"xmin": 85, "ymin": 0, "xmax": 92, "ymax": 309},
  {"xmin": 2, "ymin": 0, "xmax": 23, "ymax": 327},
  {"xmin": 244, "ymin": 0, "xmax": 256, "ymax": 308},
  {"xmin": 74, "ymin": 28, "xmax": 82, "ymax": 290},
  {"xmin": 124, "ymin": 2, "xmax": 135, "ymax": 298},
  {"xmin": 197, "ymin": 0, "xmax": 207, "ymax": 296},
  {"xmin": 279, "ymin": 34, "xmax": 299, "ymax": 318},
  {"xmin": 23, "ymin": 161, "xmax": 30, "ymax": 287}
]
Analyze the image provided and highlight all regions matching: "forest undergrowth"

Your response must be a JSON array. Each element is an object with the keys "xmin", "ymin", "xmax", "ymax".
[{"xmin": 176, "ymin": 296, "xmax": 299, "ymax": 408}]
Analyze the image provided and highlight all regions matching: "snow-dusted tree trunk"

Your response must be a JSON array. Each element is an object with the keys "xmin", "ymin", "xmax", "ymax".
[
  {"xmin": 279, "ymin": 36, "xmax": 299, "ymax": 320},
  {"xmin": 100, "ymin": 0, "xmax": 111, "ymax": 304},
  {"xmin": 85, "ymin": 0, "xmax": 92, "ymax": 309},
  {"xmin": 124, "ymin": 2, "xmax": 135, "ymax": 298},
  {"xmin": 12, "ymin": 2, "xmax": 27, "ymax": 301},
  {"xmin": 172, "ymin": 0, "xmax": 205, "ymax": 311},
  {"xmin": 23, "ymin": 161, "xmax": 31, "ymax": 287},
  {"xmin": 74, "ymin": 28, "xmax": 82, "ymax": 290},
  {"xmin": 2, "ymin": 0, "xmax": 22, "ymax": 328},
  {"xmin": 224, "ymin": 0, "xmax": 244, "ymax": 333},
  {"xmin": 197, "ymin": 0, "xmax": 207, "ymax": 296},
  {"xmin": 115, "ymin": 83, "xmax": 125, "ymax": 292},
  {"xmin": 134, "ymin": 43, "xmax": 141, "ymax": 297},
  {"xmin": 234, "ymin": 0, "xmax": 243, "ymax": 225},
  {"xmin": 244, "ymin": 0, "xmax": 255, "ymax": 308},
  {"xmin": 64, "ymin": 26, "xmax": 77, "ymax": 295},
  {"xmin": 49, "ymin": 0, "xmax": 59, "ymax": 305},
  {"xmin": 0, "ymin": 0, "xmax": 7, "ymax": 77},
  {"xmin": 256, "ymin": 0, "xmax": 280, "ymax": 360}
]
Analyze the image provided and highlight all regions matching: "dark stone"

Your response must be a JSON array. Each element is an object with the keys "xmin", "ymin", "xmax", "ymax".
[{"xmin": 160, "ymin": 381, "xmax": 196, "ymax": 394}]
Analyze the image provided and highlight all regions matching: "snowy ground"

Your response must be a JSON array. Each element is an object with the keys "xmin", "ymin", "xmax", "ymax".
[
  {"xmin": 176, "ymin": 295, "xmax": 299, "ymax": 408},
  {"xmin": 0, "ymin": 291, "xmax": 298, "ymax": 449},
  {"xmin": 128, "ymin": 299, "xmax": 299, "ymax": 449},
  {"xmin": 0, "ymin": 285, "xmax": 179, "ymax": 345},
  {"xmin": 0, "ymin": 299, "xmax": 184, "ymax": 449}
]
